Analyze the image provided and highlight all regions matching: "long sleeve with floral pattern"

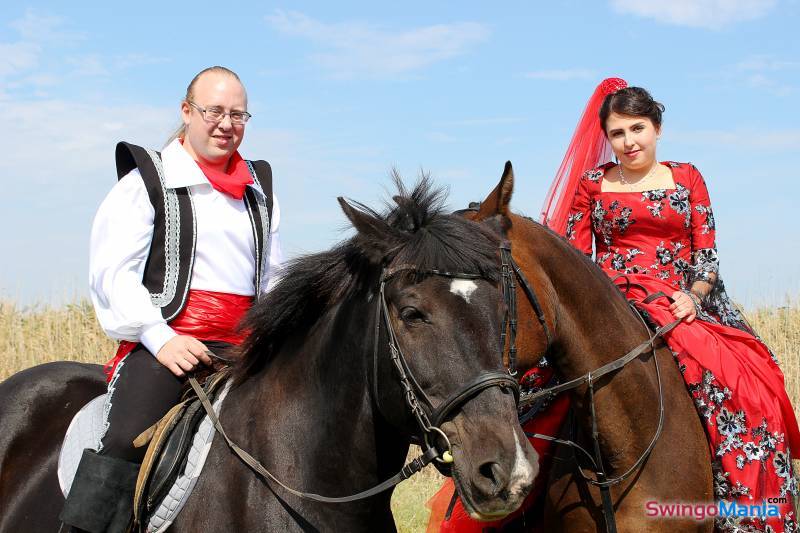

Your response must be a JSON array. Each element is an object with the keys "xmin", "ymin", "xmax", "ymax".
[
  {"xmin": 564, "ymin": 171, "xmax": 593, "ymax": 256},
  {"xmin": 686, "ymin": 166, "xmax": 719, "ymax": 286}
]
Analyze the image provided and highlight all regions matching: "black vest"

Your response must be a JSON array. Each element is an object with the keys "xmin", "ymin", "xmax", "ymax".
[{"xmin": 114, "ymin": 142, "xmax": 273, "ymax": 321}]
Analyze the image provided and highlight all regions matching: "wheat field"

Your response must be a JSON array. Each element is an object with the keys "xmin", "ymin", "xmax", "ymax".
[{"xmin": 1, "ymin": 299, "xmax": 798, "ymax": 532}]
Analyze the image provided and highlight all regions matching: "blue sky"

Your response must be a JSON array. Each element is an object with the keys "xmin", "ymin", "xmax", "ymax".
[{"xmin": 1, "ymin": 0, "xmax": 798, "ymax": 307}]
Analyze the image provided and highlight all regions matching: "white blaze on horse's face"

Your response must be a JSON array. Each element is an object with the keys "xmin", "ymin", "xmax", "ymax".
[
  {"xmin": 509, "ymin": 429, "xmax": 535, "ymax": 498},
  {"xmin": 450, "ymin": 279, "xmax": 478, "ymax": 303}
]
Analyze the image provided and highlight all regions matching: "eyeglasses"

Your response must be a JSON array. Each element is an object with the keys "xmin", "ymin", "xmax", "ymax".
[{"xmin": 188, "ymin": 101, "xmax": 252, "ymax": 125}]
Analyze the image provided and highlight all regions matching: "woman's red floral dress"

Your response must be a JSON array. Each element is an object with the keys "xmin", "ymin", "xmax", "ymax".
[{"xmin": 565, "ymin": 161, "xmax": 799, "ymax": 532}]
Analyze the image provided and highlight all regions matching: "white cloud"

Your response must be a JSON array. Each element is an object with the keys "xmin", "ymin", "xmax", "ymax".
[
  {"xmin": 0, "ymin": 10, "xmax": 169, "ymax": 96},
  {"xmin": 438, "ymin": 117, "xmax": 526, "ymax": 126},
  {"xmin": 0, "ymin": 42, "xmax": 40, "ymax": 77},
  {"xmin": 425, "ymin": 131, "xmax": 458, "ymax": 143},
  {"xmin": 610, "ymin": 0, "xmax": 777, "ymax": 29},
  {"xmin": 0, "ymin": 11, "xmax": 72, "ymax": 92},
  {"xmin": 0, "ymin": 98, "xmax": 175, "ymax": 303},
  {"xmin": 9, "ymin": 8, "xmax": 83, "ymax": 43},
  {"xmin": 743, "ymin": 73, "xmax": 794, "ymax": 95},
  {"xmin": 673, "ymin": 128, "xmax": 800, "ymax": 150},
  {"xmin": 2, "ymin": 100, "xmax": 174, "ymax": 185},
  {"xmin": 264, "ymin": 10, "xmax": 490, "ymax": 79},
  {"xmin": 735, "ymin": 54, "xmax": 798, "ymax": 95},
  {"xmin": 523, "ymin": 69, "xmax": 596, "ymax": 81},
  {"xmin": 67, "ymin": 55, "xmax": 109, "ymax": 77},
  {"xmin": 736, "ymin": 55, "xmax": 800, "ymax": 72}
]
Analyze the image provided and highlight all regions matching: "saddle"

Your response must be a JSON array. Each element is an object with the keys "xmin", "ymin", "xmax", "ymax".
[{"xmin": 132, "ymin": 369, "xmax": 230, "ymax": 529}]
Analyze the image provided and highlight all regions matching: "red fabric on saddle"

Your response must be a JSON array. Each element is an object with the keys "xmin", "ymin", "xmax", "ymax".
[{"xmin": 102, "ymin": 289, "xmax": 253, "ymax": 381}]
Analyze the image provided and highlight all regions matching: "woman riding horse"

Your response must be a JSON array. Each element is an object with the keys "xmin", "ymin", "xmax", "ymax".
[
  {"xmin": 552, "ymin": 79, "xmax": 799, "ymax": 532},
  {"xmin": 429, "ymin": 79, "xmax": 799, "ymax": 532}
]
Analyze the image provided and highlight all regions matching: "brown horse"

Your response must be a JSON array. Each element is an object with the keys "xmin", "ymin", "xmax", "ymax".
[{"xmin": 460, "ymin": 163, "xmax": 713, "ymax": 532}]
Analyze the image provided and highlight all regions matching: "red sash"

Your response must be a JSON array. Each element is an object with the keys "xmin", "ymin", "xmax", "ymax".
[{"xmin": 103, "ymin": 290, "xmax": 254, "ymax": 381}]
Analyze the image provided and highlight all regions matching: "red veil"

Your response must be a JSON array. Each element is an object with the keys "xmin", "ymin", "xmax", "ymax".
[{"xmin": 539, "ymin": 77, "xmax": 627, "ymax": 235}]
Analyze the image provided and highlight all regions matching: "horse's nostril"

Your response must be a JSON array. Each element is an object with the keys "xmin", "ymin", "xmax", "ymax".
[{"xmin": 478, "ymin": 461, "xmax": 509, "ymax": 496}]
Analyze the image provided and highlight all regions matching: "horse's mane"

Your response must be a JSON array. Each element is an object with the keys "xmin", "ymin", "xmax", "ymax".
[
  {"xmin": 512, "ymin": 211, "xmax": 639, "ymax": 311},
  {"xmin": 234, "ymin": 175, "xmax": 501, "ymax": 382}
]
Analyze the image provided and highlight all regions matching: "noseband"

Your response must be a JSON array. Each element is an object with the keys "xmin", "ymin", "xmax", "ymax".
[{"xmin": 374, "ymin": 263, "xmax": 520, "ymax": 465}]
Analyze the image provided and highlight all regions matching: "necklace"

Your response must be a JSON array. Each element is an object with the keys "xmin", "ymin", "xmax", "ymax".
[{"xmin": 618, "ymin": 162, "xmax": 659, "ymax": 186}]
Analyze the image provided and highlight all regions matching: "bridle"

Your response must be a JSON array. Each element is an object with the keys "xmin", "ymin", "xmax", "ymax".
[
  {"xmin": 497, "ymin": 246, "xmax": 677, "ymax": 533},
  {"xmin": 373, "ymin": 264, "xmax": 520, "ymax": 468},
  {"xmin": 518, "ymin": 288, "xmax": 677, "ymax": 533},
  {"xmin": 499, "ymin": 243, "xmax": 553, "ymax": 376},
  {"xmin": 188, "ymin": 257, "xmax": 520, "ymax": 504},
  {"xmin": 452, "ymin": 204, "xmax": 555, "ymax": 377},
  {"xmin": 455, "ymin": 203, "xmax": 679, "ymax": 533}
]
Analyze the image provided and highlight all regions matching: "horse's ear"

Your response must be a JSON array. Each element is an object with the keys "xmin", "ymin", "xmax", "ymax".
[
  {"xmin": 476, "ymin": 161, "xmax": 514, "ymax": 220},
  {"xmin": 338, "ymin": 197, "xmax": 395, "ymax": 262}
]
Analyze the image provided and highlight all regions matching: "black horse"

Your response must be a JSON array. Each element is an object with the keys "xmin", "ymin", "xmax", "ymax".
[{"xmin": 0, "ymin": 178, "xmax": 537, "ymax": 532}]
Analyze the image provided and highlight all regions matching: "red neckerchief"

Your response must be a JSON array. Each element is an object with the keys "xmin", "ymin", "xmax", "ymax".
[{"xmin": 195, "ymin": 151, "xmax": 254, "ymax": 200}]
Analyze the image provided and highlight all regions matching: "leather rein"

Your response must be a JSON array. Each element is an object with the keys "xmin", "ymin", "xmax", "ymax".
[
  {"xmin": 188, "ymin": 217, "xmax": 679, "ymax": 525},
  {"xmin": 188, "ymin": 258, "xmax": 519, "ymax": 504},
  {"xmin": 504, "ymin": 244, "xmax": 680, "ymax": 533}
]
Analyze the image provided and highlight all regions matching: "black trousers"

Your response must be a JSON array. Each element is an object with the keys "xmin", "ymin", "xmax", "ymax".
[{"xmin": 98, "ymin": 341, "xmax": 231, "ymax": 462}]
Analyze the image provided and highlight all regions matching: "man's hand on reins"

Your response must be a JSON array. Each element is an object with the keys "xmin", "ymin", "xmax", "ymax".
[{"xmin": 156, "ymin": 335, "xmax": 213, "ymax": 377}]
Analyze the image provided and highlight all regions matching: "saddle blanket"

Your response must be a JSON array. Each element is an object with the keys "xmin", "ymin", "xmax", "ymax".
[{"xmin": 58, "ymin": 381, "xmax": 231, "ymax": 532}]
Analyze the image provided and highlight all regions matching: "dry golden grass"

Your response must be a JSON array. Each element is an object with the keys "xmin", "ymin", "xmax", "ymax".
[
  {"xmin": 0, "ymin": 299, "xmax": 114, "ymax": 380},
  {"xmin": 745, "ymin": 303, "xmax": 800, "ymax": 410},
  {"xmin": 1, "ymin": 299, "xmax": 798, "ymax": 531}
]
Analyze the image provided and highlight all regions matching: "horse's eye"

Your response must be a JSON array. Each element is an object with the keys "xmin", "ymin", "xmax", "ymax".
[{"xmin": 400, "ymin": 306, "xmax": 426, "ymax": 323}]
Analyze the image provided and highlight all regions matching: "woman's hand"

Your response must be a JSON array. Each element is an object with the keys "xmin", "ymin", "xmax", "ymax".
[
  {"xmin": 669, "ymin": 291, "xmax": 699, "ymax": 324},
  {"xmin": 155, "ymin": 335, "xmax": 213, "ymax": 377}
]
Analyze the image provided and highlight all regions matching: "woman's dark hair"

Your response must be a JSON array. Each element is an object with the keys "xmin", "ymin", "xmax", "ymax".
[{"xmin": 599, "ymin": 86, "xmax": 665, "ymax": 132}]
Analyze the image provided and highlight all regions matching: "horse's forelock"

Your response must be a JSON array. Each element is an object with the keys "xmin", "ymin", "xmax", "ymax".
[{"xmin": 234, "ymin": 174, "xmax": 502, "ymax": 383}]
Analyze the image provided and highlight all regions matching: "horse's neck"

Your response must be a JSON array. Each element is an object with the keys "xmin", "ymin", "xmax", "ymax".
[
  {"xmin": 539, "ymin": 238, "xmax": 671, "ymax": 468},
  {"xmin": 225, "ymin": 295, "xmax": 405, "ymax": 496}
]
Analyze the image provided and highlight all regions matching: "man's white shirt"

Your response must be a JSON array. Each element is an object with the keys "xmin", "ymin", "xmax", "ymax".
[{"xmin": 89, "ymin": 139, "xmax": 282, "ymax": 357}]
